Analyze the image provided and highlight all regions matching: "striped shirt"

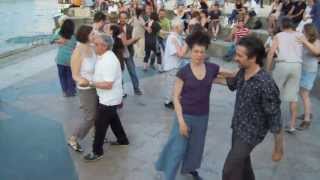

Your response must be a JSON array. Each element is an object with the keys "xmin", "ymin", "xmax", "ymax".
[{"xmin": 234, "ymin": 27, "xmax": 250, "ymax": 43}]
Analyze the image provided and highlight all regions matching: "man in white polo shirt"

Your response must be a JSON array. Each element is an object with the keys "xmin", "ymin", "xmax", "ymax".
[{"xmin": 84, "ymin": 34, "xmax": 129, "ymax": 161}]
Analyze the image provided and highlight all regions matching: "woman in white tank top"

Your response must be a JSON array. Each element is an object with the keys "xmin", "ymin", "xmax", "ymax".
[{"xmin": 68, "ymin": 25, "xmax": 98, "ymax": 152}]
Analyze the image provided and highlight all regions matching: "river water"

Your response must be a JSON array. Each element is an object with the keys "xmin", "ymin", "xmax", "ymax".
[{"xmin": 0, "ymin": 0, "xmax": 59, "ymax": 55}]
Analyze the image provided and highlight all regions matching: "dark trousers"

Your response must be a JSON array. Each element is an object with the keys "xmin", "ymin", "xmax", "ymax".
[
  {"xmin": 93, "ymin": 104, "xmax": 129, "ymax": 155},
  {"xmin": 144, "ymin": 45, "xmax": 162, "ymax": 65},
  {"xmin": 57, "ymin": 64, "xmax": 76, "ymax": 96},
  {"xmin": 222, "ymin": 133, "xmax": 256, "ymax": 180}
]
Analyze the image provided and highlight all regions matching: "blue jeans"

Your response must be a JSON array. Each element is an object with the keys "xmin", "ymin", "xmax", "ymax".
[
  {"xmin": 225, "ymin": 44, "xmax": 236, "ymax": 59},
  {"xmin": 124, "ymin": 56, "xmax": 140, "ymax": 91},
  {"xmin": 228, "ymin": 10, "xmax": 239, "ymax": 24},
  {"xmin": 57, "ymin": 64, "xmax": 76, "ymax": 96}
]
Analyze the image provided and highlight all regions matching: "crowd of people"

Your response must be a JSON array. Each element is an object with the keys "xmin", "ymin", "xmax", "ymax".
[{"xmin": 51, "ymin": 0, "xmax": 320, "ymax": 180}]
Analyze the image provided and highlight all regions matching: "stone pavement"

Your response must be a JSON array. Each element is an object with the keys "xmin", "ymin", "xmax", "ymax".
[{"xmin": 0, "ymin": 46, "xmax": 320, "ymax": 180}]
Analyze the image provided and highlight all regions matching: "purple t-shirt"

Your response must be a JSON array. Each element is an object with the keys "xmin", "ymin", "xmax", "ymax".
[{"xmin": 177, "ymin": 62, "xmax": 220, "ymax": 115}]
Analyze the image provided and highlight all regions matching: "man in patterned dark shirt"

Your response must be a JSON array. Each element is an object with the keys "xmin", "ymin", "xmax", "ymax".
[{"xmin": 222, "ymin": 36, "xmax": 284, "ymax": 180}]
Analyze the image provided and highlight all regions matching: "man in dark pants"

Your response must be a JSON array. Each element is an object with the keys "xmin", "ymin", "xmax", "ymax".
[
  {"xmin": 119, "ymin": 12, "xmax": 143, "ymax": 95},
  {"xmin": 83, "ymin": 34, "xmax": 129, "ymax": 161},
  {"xmin": 222, "ymin": 36, "xmax": 283, "ymax": 180}
]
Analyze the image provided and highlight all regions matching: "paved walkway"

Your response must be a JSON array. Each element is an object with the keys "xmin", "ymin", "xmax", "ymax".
[{"xmin": 0, "ymin": 46, "xmax": 320, "ymax": 180}]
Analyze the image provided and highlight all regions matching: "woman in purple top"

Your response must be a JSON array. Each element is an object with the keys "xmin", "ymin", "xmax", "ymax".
[{"xmin": 155, "ymin": 31, "xmax": 233, "ymax": 180}]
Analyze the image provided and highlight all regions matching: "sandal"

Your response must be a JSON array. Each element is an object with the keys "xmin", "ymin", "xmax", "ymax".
[{"xmin": 297, "ymin": 121, "xmax": 311, "ymax": 131}]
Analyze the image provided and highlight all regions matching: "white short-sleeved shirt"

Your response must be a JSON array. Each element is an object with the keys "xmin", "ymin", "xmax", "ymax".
[
  {"xmin": 163, "ymin": 32, "xmax": 184, "ymax": 71},
  {"xmin": 94, "ymin": 50, "xmax": 123, "ymax": 106}
]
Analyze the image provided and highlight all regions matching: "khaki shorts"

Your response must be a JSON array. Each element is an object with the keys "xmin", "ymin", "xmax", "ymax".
[{"xmin": 272, "ymin": 62, "xmax": 302, "ymax": 102}]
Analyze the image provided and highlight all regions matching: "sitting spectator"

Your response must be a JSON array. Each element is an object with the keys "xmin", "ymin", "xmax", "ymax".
[
  {"xmin": 268, "ymin": 0, "xmax": 283, "ymax": 31},
  {"xmin": 228, "ymin": 0, "xmax": 243, "ymax": 25},
  {"xmin": 223, "ymin": 18, "xmax": 251, "ymax": 61},
  {"xmin": 188, "ymin": 11, "xmax": 201, "ymax": 33},
  {"xmin": 199, "ymin": 0, "xmax": 209, "ymax": 11},
  {"xmin": 209, "ymin": 3, "xmax": 222, "ymax": 40},
  {"xmin": 296, "ymin": 0, "xmax": 315, "ymax": 32},
  {"xmin": 280, "ymin": 0, "xmax": 295, "ymax": 17},
  {"xmin": 237, "ymin": 7, "xmax": 251, "ymax": 26},
  {"xmin": 288, "ymin": 0, "xmax": 306, "ymax": 25},
  {"xmin": 200, "ymin": 10, "xmax": 210, "ymax": 31}
]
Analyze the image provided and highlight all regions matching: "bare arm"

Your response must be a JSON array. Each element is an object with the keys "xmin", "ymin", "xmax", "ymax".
[
  {"xmin": 173, "ymin": 78, "xmax": 189, "ymax": 137},
  {"xmin": 298, "ymin": 36, "xmax": 320, "ymax": 56},
  {"xmin": 54, "ymin": 37, "xmax": 68, "ymax": 45},
  {"xmin": 92, "ymin": 81, "xmax": 113, "ymax": 89},
  {"xmin": 266, "ymin": 36, "xmax": 279, "ymax": 72},
  {"xmin": 213, "ymin": 67, "xmax": 238, "ymax": 85}
]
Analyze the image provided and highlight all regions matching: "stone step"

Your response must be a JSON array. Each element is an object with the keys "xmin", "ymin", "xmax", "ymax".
[{"xmin": 207, "ymin": 39, "xmax": 231, "ymax": 58}]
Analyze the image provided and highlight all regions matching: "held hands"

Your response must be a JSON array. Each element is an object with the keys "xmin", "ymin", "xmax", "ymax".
[
  {"xmin": 179, "ymin": 120, "xmax": 189, "ymax": 138},
  {"xmin": 78, "ymin": 78, "xmax": 90, "ymax": 87}
]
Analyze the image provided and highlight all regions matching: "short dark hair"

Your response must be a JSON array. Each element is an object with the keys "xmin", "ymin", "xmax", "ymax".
[
  {"xmin": 59, "ymin": 19, "xmax": 74, "ymax": 39},
  {"xmin": 76, "ymin": 25, "xmax": 93, "ymax": 43},
  {"xmin": 93, "ymin": 11, "xmax": 106, "ymax": 23},
  {"xmin": 150, "ymin": 12, "xmax": 159, "ymax": 21},
  {"xmin": 280, "ymin": 17, "xmax": 295, "ymax": 30},
  {"xmin": 237, "ymin": 35, "xmax": 266, "ymax": 67},
  {"xmin": 186, "ymin": 30, "xmax": 211, "ymax": 49}
]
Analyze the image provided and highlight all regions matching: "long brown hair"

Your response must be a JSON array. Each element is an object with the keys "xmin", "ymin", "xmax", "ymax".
[{"xmin": 304, "ymin": 23, "xmax": 319, "ymax": 43}]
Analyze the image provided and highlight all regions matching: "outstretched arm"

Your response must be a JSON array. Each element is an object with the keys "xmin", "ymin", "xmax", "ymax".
[{"xmin": 213, "ymin": 67, "xmax": 238, "ymax": 85}]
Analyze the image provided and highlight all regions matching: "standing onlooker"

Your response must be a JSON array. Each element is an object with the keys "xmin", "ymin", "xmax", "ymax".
[
  {"xmin": 288, "ymin": 0, "xmax": 306, "ymax": 25},
  {"xmin": 310, "ymin": 0, "xmax": 320, "ymax": 33},
  {"xmin": 296, "ymin": 23, "xmax": 320, "ymax": 130},
  {"xmin": 143, "ymin": 12, "xmax": 162, "ymax": 71},
  {"xmin": 223, "ymin": 35, "xmax": 283, "ymax": 180},
  {"xmin": 132, "ymin": 7, "xmax": 146, "ymax": 60},
  {"xmin": 119, "ymin": 12, "xmax": 143, "ymax": 95},
  {"xmin": 268, "ymin": 0, "xmax": 283, "ymax": 32},
  {"xmin": 84, "ymin": 34, "xmax": 129, "ymax": 161},
  {"xmin": 68, "ymin": 25, "xmax": 97, "ymax": 152},
  {"xmin": 209, "ymin": 3, "xmax": 222, "ymax": 40},
  {"xmin": 162, "ymin": 19, "xmax": 188, "ymax": 109},
  {"xmin": 52, "ymin": 19, "xmax": 77, "ymax": 97},
  {"xmin": 92, "ymin": 11, "xmax": 107, "ymax": 34},
  {"xmin": 296, "ymin": 0, "xmax": 315, "ymax": 32},
  {"xmin": 267, "ymin": 17, "xmax": 304, "ymax": 133},
  {"xmin": 158, "ymin": 8, "xmax": 171, "ymax": 54}
]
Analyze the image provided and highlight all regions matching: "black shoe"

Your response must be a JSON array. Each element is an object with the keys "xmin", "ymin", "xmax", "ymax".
[
  {"xmin": 189, "ymin": 171, "xmax": 203, "ymax": 180},
  {"xmin": 123, "ymin": 93, "xmax": 128, "ymax": 98},
  {"xmin": 109, "ymin": 141, "xmax": 129, "ymax": 146},
  {"xmin": 134, "ymin": 89, "xmax": 143, "ymax": 95},
  {"xmin": 83, "ymin": 152, "xmax": 103, "ymax": 162},
  {"xmin": 164, "ymin": 102, "xmax": 174, "ymax": 109}
]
